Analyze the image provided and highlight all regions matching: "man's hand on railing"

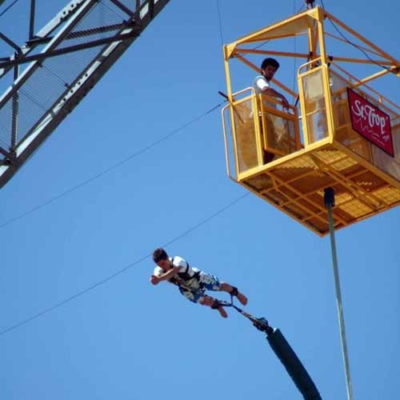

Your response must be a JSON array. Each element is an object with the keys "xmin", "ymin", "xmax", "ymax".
[{"xmin": 281, "ymin": 97, "xmax": 290, "ymax": 110}]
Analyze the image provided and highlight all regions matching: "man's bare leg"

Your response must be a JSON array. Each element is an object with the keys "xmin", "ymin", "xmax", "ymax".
[{"xmin": 220, "ymin": 283, "xmax": 248, "ymax": 306}]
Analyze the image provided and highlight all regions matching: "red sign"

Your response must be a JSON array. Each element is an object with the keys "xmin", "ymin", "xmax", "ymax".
[{"xmin": 347, "ymin": 88, "xmax": 394, "ymax": 157}]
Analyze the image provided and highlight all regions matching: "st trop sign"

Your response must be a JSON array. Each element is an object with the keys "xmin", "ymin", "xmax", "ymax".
[{"xmin": 347, "ymin": 88, "xmax": 394, "ymax": 157}]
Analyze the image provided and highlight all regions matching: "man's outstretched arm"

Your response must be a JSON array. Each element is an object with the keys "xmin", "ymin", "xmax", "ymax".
[{"xmin": 150, "ymin": 266, "xmax": 181, "ymax": 285}]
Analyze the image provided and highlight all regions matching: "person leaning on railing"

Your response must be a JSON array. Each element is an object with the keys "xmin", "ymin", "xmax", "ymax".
[{"xmin": 253, "ymin": 58, "xmax": 290, "ymax": 162}]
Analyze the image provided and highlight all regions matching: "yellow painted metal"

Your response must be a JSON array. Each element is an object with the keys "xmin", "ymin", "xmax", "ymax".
[
  {"xmin": 221, "ymin": 6, "xmax": 400, "ymax": 236},
  {"xmin": 231, "ymin": 9, "xmax": 316, "ymax": 47},
  {"xmin": 237, "ymin": 48, "xmax": 310, "ymax": 60},
  {"xmin": 324, "ymin": 32, "xmax": 383, "ymax": 57},
  {"xmin": 328, "ymin": 13, "xmax": 399, "ymax": 65}
]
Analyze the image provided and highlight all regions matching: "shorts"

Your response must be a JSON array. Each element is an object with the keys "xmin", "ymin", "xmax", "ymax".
[{"xmin": 179, "ymin": 272, "xmax": 221, "ymax": 304}]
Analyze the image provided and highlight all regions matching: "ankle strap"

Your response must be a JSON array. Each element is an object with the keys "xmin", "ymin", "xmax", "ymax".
[{"xmin": 229, "ymin": 286, "xmax": 239, "ymax": 296}]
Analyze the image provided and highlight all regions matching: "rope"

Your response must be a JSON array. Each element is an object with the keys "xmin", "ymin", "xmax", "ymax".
[
  {"xmin": 215, "ymin": 0, "xmax": 224, "ymax": 47},
  {"xmin": 218, "ymin": 298, "xmax": 273, "ymax": 334},
  {"xmin": 0, "ymin": 101, "xmax": 225, "ymax": 229},
  {"xmin": 320, "ymin": 0, "xmax": 392, "ymax": 72},
  {"xmin": 0, "ymin": 191, "xmax": 249, "ymax": 338},
  {"xmin": 0, "ymin": 0, "xmax": 18, "ymax": 19}
]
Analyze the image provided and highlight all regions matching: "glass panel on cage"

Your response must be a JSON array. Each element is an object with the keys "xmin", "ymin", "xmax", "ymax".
[
  {"xmin": 232, "ymin": 99, "xmax": 259, "ymax": 173},
  {"xmin": 302, "ymin": 69, "xmax": 329, "ymax": 144}
]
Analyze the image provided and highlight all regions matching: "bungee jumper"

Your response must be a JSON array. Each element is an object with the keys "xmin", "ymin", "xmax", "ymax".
[
  {"xmin": 150, "ymin": 248, "xmax": 322, "ymax": 399},
  {"xmin": 150, "ymin": 247, "xmax": 248, "ymax": 318},
  {"xmin": 150, "ymin": 247, "xmax": 273, "ymax": 331}
]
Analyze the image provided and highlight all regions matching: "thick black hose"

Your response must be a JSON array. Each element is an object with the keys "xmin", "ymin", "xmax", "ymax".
[{"xmin": 267, "ymin": 329, "xmax": 322, "ymax": 400}]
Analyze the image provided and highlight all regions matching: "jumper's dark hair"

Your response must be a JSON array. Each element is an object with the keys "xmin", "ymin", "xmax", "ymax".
[
  {"xmin": 261, "ymin": 57, "xmax": 280, "ymax": 70},
  {"xmin": 152, "ymin": 248, "xmax": 169, "ymax": 263}
]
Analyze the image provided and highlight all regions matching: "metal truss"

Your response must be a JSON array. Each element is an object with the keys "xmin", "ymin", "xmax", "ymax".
[{"xmin": 0, "ymin": 0, "xmax": 170, "ymax": 187}]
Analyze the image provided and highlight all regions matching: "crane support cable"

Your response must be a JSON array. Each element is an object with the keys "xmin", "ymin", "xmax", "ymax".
[
  {"xmin": 0, "ymin": 192, "xmax": 249, "ymax": 338},
  {"xmin": 0, "ymin": 100, "xmax": 225, "ymax": 229}
]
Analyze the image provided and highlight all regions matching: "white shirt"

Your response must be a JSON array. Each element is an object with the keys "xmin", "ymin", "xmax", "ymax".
[
  {"xmin": 153, "ymin": 256, "xmax": 202, "ymax": 292},
  {"xmin": 154, "ymin": 256, "xmax": 202, "ymax": 291},
  {"xmin": 253, "ymin": 75, "xmax": 270, "ymax": 94},
  {"xmin": 153, "ymin": 256, "xmax": 195, "ymax": 277},
  {"xmin": 253, "ymin": 75, "xmax": 277, "ymax": 109}
]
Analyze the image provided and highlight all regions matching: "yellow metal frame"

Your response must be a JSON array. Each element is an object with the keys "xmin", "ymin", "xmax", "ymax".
[{"xmin": 222, "ymin": 6, "xmax": 400, "ymax": 236}]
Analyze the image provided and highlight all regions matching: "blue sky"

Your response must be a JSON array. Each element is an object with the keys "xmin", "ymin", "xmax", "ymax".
[{"xmin": 0, "ymin": 1, "xmax": 399, "ymax": 399}]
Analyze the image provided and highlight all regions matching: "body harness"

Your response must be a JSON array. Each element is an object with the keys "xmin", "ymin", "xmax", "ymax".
[{"xmin": 168, "ymin": 257, "xmax": 203, "ymax": 294}]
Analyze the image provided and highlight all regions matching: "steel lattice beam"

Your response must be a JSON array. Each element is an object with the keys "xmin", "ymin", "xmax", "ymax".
[{"xmin": 0, "ymin": 0, "xmax": 170, "ymax": 187}]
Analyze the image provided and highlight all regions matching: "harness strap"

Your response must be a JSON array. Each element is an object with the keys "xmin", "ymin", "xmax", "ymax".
[
  {"xmin": 171, "ymin": 257, "xmax": 203, "ymax": 290},
  {"xmin": 216, "ymin": 298, "xmax": 273, "ymax": 334},
  {"xmin": 229, "ymin": 286, "xmax": 239, "ymax": 296}
]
